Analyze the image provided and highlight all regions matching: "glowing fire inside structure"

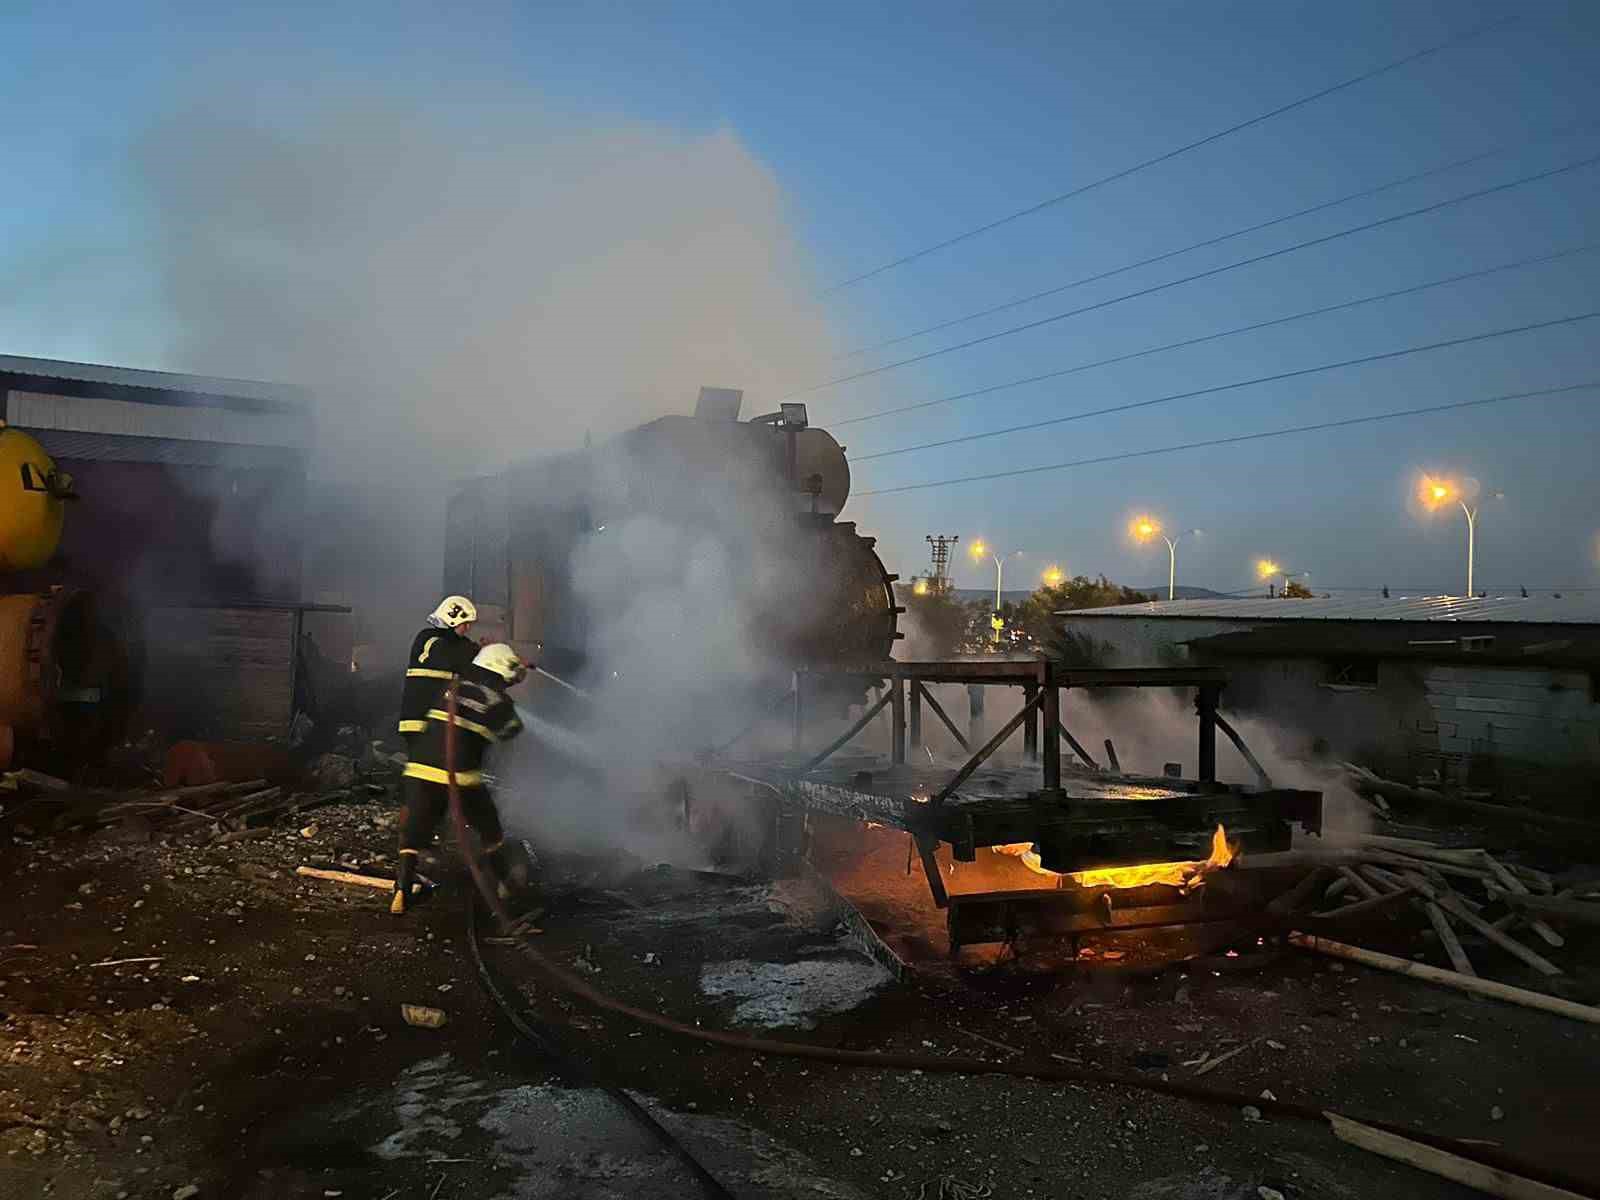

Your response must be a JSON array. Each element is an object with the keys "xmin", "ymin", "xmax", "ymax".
[{"xmin": 992, "ymin": 823, "xmax": 1237, "ymax": 888}]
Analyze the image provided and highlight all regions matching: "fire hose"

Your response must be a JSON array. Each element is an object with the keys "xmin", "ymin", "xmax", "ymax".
[
  {"xmin": 442, "ymin": 681, "xmax": 736, "ymax": 1200},
  {"xmin": 445, "ymin": 684, "xmax": 1598, "ymax": 1200}
]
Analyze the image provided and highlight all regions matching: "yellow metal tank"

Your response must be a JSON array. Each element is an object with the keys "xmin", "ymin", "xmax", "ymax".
[{"xmin": 0, "ymin": 420, "xmax": 71, "ymax": 571}]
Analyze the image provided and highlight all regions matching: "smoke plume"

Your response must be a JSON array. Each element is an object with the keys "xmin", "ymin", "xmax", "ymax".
[{"xmin": 125, "ymin": 88, "xmax": 841, "ymax": 649}]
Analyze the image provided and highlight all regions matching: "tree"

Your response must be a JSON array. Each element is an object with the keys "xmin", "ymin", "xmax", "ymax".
[{"xmin": 1010, "ymin": 574, "xmax": 1150, "ymax": 646}]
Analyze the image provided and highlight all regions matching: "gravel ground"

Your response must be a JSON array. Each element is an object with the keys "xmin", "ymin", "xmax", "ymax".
[{"xmin": 3, "ymin": 793, "xmax": 1598, "ymax": 1200}]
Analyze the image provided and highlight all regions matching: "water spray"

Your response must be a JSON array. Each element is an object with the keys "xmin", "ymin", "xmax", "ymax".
[{"xmin": 535, "ymin": 665, "xmax": 591, "ymax": 700}]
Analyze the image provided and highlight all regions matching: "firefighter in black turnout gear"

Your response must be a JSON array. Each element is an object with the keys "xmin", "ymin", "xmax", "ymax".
[
  {"xmin": 391, "ymin": 642, "xmax": 530, "ymax": 915},
  {"xmin": 399, "ymin": 595, "xmax": 481, "ymax": 748}
]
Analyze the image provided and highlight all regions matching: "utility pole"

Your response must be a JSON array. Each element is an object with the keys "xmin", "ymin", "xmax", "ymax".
[{"xmin": 925, "ymin": 535, "xmax": 959, "ymax": 596}]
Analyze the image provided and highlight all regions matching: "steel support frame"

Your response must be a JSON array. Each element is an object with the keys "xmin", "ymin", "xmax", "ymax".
[{"xmin": 789, "ymin": 661, "xmax": 1242, "ymax": 796}]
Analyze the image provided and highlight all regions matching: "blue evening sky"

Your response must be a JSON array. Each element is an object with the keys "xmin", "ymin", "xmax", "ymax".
[{"xmin": 3, "ymin": 1, "xmax": 1598, "ymax": 596}]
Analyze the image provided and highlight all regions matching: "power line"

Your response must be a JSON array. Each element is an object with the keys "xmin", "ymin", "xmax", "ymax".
[
  {"xmin": 825, "ymin": 13, "xmax": 1519, "ymax": 291},
  {"xmin": 790, "ymin": 150, "xmax": 1600, "ymax": 399},
  {"xmin": 833, "ymin": 241, "xmax": 1599, "ymax": 429},
  {"xmin": 854, "ymin": 380, "xmax": 1597, "ymax": 497},
  {"xmin": 838, "ymin": 119, "xmax": 1598, "ymax": 359},
  {"xmin": 852, "ymin": 310, "xmax": 1598, "ymax": 462}
]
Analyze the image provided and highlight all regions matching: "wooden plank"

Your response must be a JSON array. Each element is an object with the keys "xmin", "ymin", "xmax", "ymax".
[
  {"xmin": 1325, "ymin": 1111, "xmax": 1592, "ymax": 1200},
  {"xmin": 1287, "ymin": 934, "xmax": 1600, "ymax": 1026},
  {"xmin": 1424, "ymin": 901, "xmax": 1476, "ymax": 977},
  {"xmin": 1308, "ymin": 886, "xmax": 1415, "ymax": 922},
  {"xmin": 1339, "ymin": 866, "xmax": 1381, "ymax": 900},
  {"xmin": 1428, "ymin": 887, "xmax": 1563, "ymax": 978},
  {"xmin": 1499, "ymin": 893, "xmax": 1600, "ymax": 929},
  {"xmin": 1482, "ymin": 854, "xmax": 1564, "ymax": 948}
]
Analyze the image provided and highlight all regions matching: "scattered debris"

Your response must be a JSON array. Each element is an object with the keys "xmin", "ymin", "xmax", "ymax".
[
  {"xmin": 1193, "ymin": 1038, "xmax": 1259, "ymax": 1078},
  {"xmin": 401, "ymin": 1005, "xmax": 449, "ymax": 1030}
]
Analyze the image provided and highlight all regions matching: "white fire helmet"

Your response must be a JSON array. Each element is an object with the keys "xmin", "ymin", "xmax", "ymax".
[
  {"xmin": 430, "ymin": 595, "xmax": 478, "ymax": 629},
  {"xmin": 473, "ymin": 643, "xmax": 525, "ymax": 684}
]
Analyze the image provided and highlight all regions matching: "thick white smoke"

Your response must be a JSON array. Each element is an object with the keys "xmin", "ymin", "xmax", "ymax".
[
  {"xmin": 102, "ymin": 84, "xmax": 848, "ymax": 861},
  {"xmin": 123, "ymin": 88, "xmax": 841, "ymax": 649}
]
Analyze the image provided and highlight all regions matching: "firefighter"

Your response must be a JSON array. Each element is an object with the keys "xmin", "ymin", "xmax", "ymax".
[
  {"xmin": 398, "ymin": 595, "xmax": 481, "ymax": 750},
  {"xmin": 391, "ymin": 642, "xmax": 531, "ymax": 915}
]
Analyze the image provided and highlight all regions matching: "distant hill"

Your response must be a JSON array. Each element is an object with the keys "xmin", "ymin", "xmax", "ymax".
[
  {"xmin": 1131, "ymin": 585, "xmax": 1230, "ymax": 600},
  {"xmin": 940, "ymin": 584, "xmax": 1227, "ymax": 605}
]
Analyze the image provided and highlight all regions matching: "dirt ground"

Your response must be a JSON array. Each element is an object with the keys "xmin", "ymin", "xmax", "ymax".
[{"xmin": 3, "ymin": 792, "xmax": 1599, "ymax": 1200}]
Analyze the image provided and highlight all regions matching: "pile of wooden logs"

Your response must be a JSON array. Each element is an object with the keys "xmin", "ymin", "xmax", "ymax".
[{"xmin": 1266, "ymin": 833, "xmax": 1600, "ymax": 1023}]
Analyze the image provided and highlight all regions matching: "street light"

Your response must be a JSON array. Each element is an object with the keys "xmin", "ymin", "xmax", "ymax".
[
  {"xmin": 1419, "ymin": 476, "xmax": 1503, "ymax": 597},
  {"xmin": 1041, "ymin": 564, "xmax": 1065, "ymax": 588},
  {"xmin": 1131, "ymin": 516, "xmax": 1202, "ymax": 601},
  {"xmin": 1256, "ymin": 558, "xmax": 1311, "ymax": 596},
  {"xmin": 970, "ymin": 539, "xmax": 1019, "ymax": 643}
]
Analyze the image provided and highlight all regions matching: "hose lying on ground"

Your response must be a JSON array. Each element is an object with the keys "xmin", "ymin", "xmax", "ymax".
[
  {"xmin": 443, "ymin": 683, "xmax": 736, "ymax": 1200},
  {"xmin": 449, "ymin": 686, "xmax": 1600, "ymax": 1199}
]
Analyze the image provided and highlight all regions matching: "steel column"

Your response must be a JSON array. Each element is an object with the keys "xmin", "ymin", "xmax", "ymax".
[
  {"xmin": 908, "ymin": 677, "xmax": 923, "ymax": 755},
  {"xmin": 890, "ymin": 669, "xmax": 906, "ymax": 765},
  {"xmin": 1196, "ymin": 683, "xmax": 1220, "ymax": 783},
  {"xmin": 1041, "ymin": 678, "xmax": 1061, "ymax": 792}
]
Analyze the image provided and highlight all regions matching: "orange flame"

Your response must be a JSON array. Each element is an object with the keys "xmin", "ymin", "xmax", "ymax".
[{"xmin": 992, "ymin": 824, "xmax": 1236, "ymax": 888}]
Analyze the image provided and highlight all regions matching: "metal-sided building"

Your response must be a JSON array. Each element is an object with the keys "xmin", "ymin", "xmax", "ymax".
[
  {"xmin": 1059, "ymin": 595, "xmax": 1600, "ymax": 803},
  {"xmin": 1, "ymin": 355, "xmax": 346, "ymax": 744}
]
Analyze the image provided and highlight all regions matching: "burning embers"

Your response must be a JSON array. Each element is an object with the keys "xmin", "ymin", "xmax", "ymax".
[{"xmin": 992, "ymin": 824, "xmax": 1238, "ymax": 890}]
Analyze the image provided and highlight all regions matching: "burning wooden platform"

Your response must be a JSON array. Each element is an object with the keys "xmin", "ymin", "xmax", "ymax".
[{"xmin": 702, "ymin": 660, "xmax": 1323, "ymax": 950}]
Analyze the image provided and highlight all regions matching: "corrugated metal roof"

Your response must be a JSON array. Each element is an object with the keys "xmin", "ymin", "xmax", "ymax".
[
  {"xmin": 12, "ymin": 391, "xmax": 306, "ymax": 449},
  {"xmin": 1060, "ymin": 594, "xmax": 1600, "ymax": 626},
  {"xmin": 30, "ymin": 430, "xmax": 303, "ymax": 468},
  {"xmin": 0, "ymin": 354, "xmax": 304, "ymax": 408}
]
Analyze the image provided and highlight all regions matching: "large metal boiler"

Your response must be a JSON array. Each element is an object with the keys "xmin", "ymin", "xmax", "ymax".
[{"xmin": 442, "ymin": 389, "xmax": 901, "ymax": 711}]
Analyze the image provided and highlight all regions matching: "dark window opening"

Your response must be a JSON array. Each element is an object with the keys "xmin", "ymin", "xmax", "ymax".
[{"xmin": 1326, "ymin": 659, "xmax": 1379, "ymax": 688}]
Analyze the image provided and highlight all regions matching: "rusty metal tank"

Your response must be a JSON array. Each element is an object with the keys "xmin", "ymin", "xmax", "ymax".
[{"xmin": 0, "ymin": 589, "xmax": 128, "ymax": 770}]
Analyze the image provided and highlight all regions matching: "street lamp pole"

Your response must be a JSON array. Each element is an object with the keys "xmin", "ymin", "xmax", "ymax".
[
  {"xmin": 1421, "ymin": 478, "xmax": 1501, "ymax": 597},
  {"xmin": 1132, "ymin": 517, "xmax": 1199, "ymax": 601}
]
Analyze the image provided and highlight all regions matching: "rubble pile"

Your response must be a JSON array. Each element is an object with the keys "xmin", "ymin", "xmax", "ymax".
[{"xmin": 1, "ymin": 731, "xmax": 405, "ymax": 846}]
